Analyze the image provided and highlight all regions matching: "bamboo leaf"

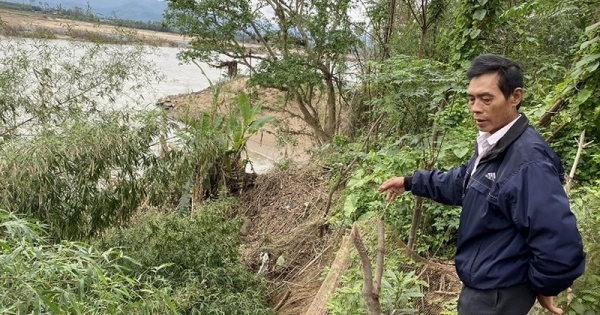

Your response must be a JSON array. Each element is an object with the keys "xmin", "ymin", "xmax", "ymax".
[{"xmin": 35, "ymin": 289, "xmax": 63, "ymax": 315}]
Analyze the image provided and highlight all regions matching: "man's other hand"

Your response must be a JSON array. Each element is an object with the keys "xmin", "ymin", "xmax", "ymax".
[
  {"xmin": 537, "ymin": 294, "xmax": 563, "ymax": 315},
  {"xmin": 378, "ymin": 177, "xmax": 406, "ymax": 201}
]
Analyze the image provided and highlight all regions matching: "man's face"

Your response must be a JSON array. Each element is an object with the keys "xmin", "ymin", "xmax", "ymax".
[{"xmin": 467, "ymin": 73, "xmax": 522, "ymax": 134}]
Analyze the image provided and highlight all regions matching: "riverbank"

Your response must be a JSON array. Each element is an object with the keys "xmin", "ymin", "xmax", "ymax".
[
  {"xmin": 1, "ymin": 8, "xmax": 315, "ymax": 168},
  {"xmin": 0, "ymin": 9, "xmax": 187, "ymax": 46},
  {"xmin": 156, "ymin": 77, "xmax": 314, "ymax": 168}
]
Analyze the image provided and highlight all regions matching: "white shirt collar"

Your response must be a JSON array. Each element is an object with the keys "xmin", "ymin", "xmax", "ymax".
[{"xmin": 477, "ymin": 115, "xmax": 521, "ymax": 154}]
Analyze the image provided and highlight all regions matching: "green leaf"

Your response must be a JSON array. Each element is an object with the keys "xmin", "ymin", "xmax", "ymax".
[
  {"xmin": 177, "ymin": 179, "xmax": 193, "ymax": 214},
  {"xmin": 248, "ymin": 116, "xmax": 275, "ymax": 133},
  {"xmin": 453, "ymin": 147, "xmax": 469, "ymax": 159},
  {"xmin": 152, "ymin": 262, "xmax": 175, "ymax": 273},
  {"xmin": 470, "ymin": 29, "xmax": 482, "ymax": 39},
  {"xmin": 575, "ymin": 54, "xmax": 600, "ymax": 69},
  {"xmin": 478, "ymin": 0, "xmax": 488, "ymax": 5},
  {"xmin": 357, "ymin": 211, "xmax": 376, "ymax": 221},
  {"xmin": 276, "ymin": 255, "xmax": 285, "ymax": 266},
  {"xmin": 582, "ymin": 294, "xmax": 598, "ymax": 303},
  {"xmin": 238, "ymin": 93, "xmax": 252, "ymax": 125},
  {"xmin": 580, "ymin": 37, "xmax": 599, "ymax": 50},
  {"xmin": 35, "ymin": 290, "xmax": 63, "ymax": 315},
  {"xmin": 347, "ymin": 175, "xmax": 373, "ymax": 190},
  {"xmin": 586, "ymin": 61, "xmax": 600, "ymax": 73},
  {"xmin": 346, "ymin": 169, "xmax": 365, "ymax": 189},
  {"xmin": 473, "ymin": 9, "xmax": 487, "ymax": 21},
  {"xmin": 343, "ymin": 194, "xmax": 359, "ymax": 217},
  {"xmin": 585, "ymin": 21, "xmax": 600, "ymax": 33},
  {"xmin": 570, "ymin": 301, "xmax": 586, "ymax": 315},
  {"xmin": 574, "ymin": 89, "xmax": 593, "ymax": 105}
]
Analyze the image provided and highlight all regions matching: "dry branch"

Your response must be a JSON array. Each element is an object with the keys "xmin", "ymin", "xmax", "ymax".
[
  {"xmin": 275, "ymin": 290, "xmax": 291, "ymax": 311},
  {"xmin": 565, "ymin": 130, "xmax": 593, "ymax": 196},
  {"xmin": 374, "ymin": 217, "xmax": 385, "ymax": 296},
  {"xmin": 408, "ymin": 196, "xmax": 423, "ymax": 250},
  {"xmin": 539, "ymin": 98, "xmax": 564, "ymax": 127},
  {"xmin": 545, "ymin": 120, "xmax": 570, "ymax": 143},
  {"xmin": 351, "ymin": 223, "xmax": 382, "ymax": 315}
]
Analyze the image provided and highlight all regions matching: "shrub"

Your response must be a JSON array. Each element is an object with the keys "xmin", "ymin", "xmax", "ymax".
[
  {"xmin": 0, "ymin": 209, "xmax": 176, "ymax": 314},
  {"xmin": 98, "ymin": 200, "xmax": 275, "ymax": 315}
]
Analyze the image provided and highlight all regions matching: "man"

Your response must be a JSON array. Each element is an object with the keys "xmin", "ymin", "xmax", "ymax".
[{"xmin": 378, "ymin": 54, "xmax": 585, "ymax": 315}]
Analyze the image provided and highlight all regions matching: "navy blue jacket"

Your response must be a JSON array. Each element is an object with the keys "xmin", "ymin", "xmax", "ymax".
[{"xmin": 405, "ymin": 115, "xmax": 585, "ymax": 296}]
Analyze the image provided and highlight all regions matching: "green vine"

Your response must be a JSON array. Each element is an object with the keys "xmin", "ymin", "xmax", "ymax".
[
  {"xmin": 450, "ymin": 0, "xmax": 503, "ymax": 67},
  {"xmin": 552, "ymin": 20, "xmax": 600, "ymax": 132},
  {"xmin": 541, "ymin": 16, "xmax": 600, "ymax": 182}
]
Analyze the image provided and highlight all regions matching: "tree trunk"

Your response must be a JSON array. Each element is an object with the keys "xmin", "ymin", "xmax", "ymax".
[
  {"xmin": 408, "ymin": 196, "xmax": 423, "ymax": 250},
  {"xmin": 291, "ymin": 88, "xmax": 331, "ymax": 143},
  {"xmin": 418, "ymin": 26, "xmax": 427, "ymax": 58},
  {"xmin": 324, "ymin": 75, "xmax": 337, "ymax": 138},
  {"xmin": 417, "ymin": 0, "xmax": 428, "ymax": 58},
  {"xmin": 382, "ymin": 0, "xmax": 397, "ymax": 59}
]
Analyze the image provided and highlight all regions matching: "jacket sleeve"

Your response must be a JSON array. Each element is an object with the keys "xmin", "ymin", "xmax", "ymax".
[
  {"xmin": 500, "ymin": 160, "xmax": 585, "ymax": 296},
  {"xmin": 407, "ymin": 158, "xmax": 471, "ymax": 206}
]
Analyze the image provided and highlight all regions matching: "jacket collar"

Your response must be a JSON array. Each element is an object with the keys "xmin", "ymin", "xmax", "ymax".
[{"xmin": 480, "ymin": 114, "xmax": 529, "ymax": 163}]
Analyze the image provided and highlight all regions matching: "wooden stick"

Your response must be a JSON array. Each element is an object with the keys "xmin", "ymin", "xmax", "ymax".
[
  {"xmin": 296, "ymin": 245, "xmax": 332, "ymax": 276},
  {"xmin": 565, "ymin": 130, "xmax": 592, "ymax": 195},
  {"xmin": 539, "ymin": 98, "xmax": 564, "ymax": 127},
  {"xmin": 562, "ymin": 129, "xmax": 593, "ymax": 300},
  {"xmin": 274, "ymin": 290, "xmax": 291, "ymax": 311}
]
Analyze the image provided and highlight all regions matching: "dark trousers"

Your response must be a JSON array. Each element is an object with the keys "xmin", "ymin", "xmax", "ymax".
[{"xmin": 458, "ymin": 283, "xmax": 537, "ymax": 315}]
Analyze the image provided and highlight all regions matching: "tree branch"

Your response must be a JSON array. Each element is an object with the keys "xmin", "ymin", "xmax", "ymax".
[
  {"xmin": 323, "ymin": 114, "xmax": 385, "ymax": 217},
  {"xmin": 539, "ymin": 98, "xmax": 564, "ymax": 127},
  {"xmin": 545, "ymin": 120, "xmax": 570, "ymax": 143},
  {"xmin": 374, "ymin": 216, "xmax": 385, "ymax": 296},
  {"xmin": 565, "ymin": 130, "xmax": 593, "ymax": 195},
  {"xmin": 408, "ymin": 196, "xmax": 423, "ymax": 250},
  {"xmin": 248, "ymin": 20, "xmax": 278, "ymax": 58},
  {"xmin": 351, "ymin": 223, "xmax": 381, "ymax": 315}
]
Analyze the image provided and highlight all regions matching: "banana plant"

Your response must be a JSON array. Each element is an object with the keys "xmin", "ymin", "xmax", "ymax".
[
  {"xmin": 230, "ymin": 93, "xmax": 274, "ymax": 152},
  {"xmin": 176, "ymin": 92, "xmax": 274, "ymax": 212}
]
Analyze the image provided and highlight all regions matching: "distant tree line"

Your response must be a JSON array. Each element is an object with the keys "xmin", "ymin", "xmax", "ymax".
[{"xmin": 0, "ymin": 0, "xmax": 42, "ymax": 11}]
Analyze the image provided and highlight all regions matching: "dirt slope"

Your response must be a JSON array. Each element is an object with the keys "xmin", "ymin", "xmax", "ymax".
[
  {"xmin": 159, "ymin": 79, "xmax": 461, "ymax": 314},
  {"xmin": 235, "ymin": 167, "xmax": 342, "ymax": 314}
]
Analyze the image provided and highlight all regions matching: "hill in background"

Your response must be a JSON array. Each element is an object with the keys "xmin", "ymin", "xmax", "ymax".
[{"xmin": 4, "ymin": 0, "xmax": 167, "ymax": 21}]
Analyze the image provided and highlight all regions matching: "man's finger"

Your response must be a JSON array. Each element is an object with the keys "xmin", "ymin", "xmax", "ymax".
[
  {"xmin": 378, "ymin": 180, "xmax": 392, "ymax": 192},
  {"xmin": 386, "ymin": 191, "xmax": 395, "ymax": 201},
  {"xmin": 545, "ymin": 304, "xmax": 563, "ymax": 315},
  {"xmin": 378, "ymin": 177, "xmax": 401, "ymax": 193},
  {"xmin": 538, "ymin": 295, "xmax": 563, "ymax": 315}
]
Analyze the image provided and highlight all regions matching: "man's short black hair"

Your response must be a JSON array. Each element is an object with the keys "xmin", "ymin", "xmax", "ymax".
[{"xmin": 466, "ymin": 54, "xmax": 523, "ymax": 109}]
